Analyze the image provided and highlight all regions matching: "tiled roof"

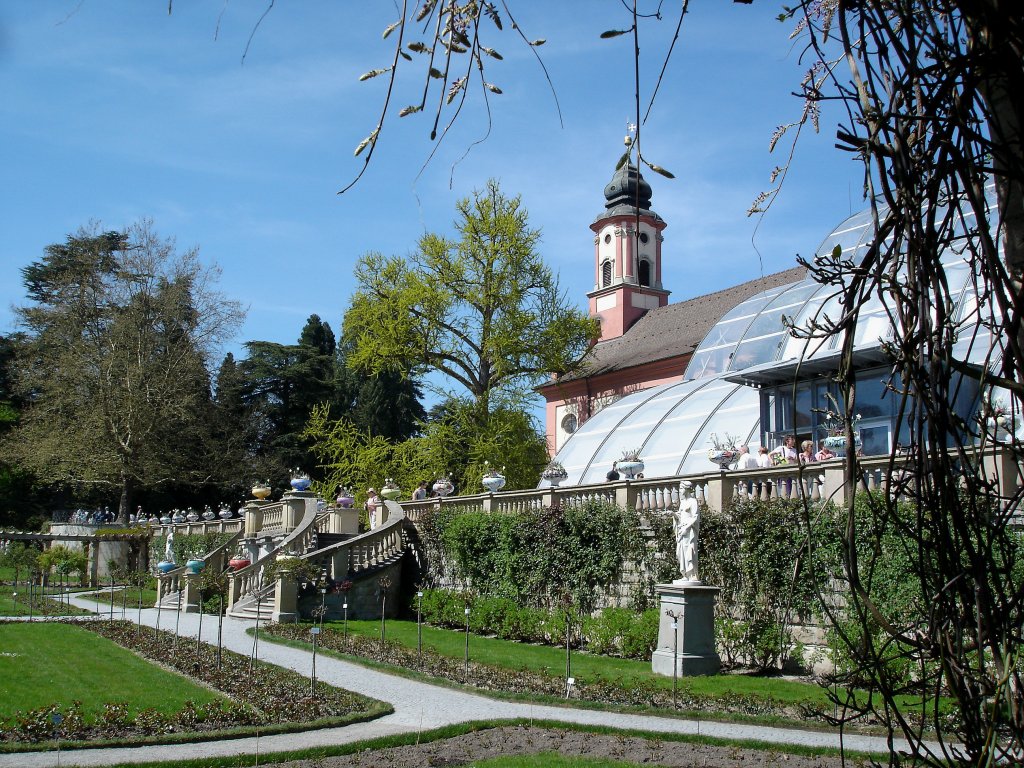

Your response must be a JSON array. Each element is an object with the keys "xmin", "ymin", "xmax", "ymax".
[{"xmin": 558, "ymin": 266, "xmax": 807, "ymax": 383}]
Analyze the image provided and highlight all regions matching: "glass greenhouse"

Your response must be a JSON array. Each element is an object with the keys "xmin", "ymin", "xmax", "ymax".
[{"xmin": 552, "ymin": 201, "xmax": 996, "ymax": 486}]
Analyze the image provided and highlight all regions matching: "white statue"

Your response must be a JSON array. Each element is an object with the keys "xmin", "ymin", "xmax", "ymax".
[
  {"xmin": 164, "ymin": 529, "xmax": 175, "ymax": 563},
  {"xmin": 673, "ymin": 480, "xmax": 700, "ymax": 582}
]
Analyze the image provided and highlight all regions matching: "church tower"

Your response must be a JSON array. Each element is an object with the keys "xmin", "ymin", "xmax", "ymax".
[{"xmin": 587, "ymin": 152, "xmax": 670, "ymax": 340}]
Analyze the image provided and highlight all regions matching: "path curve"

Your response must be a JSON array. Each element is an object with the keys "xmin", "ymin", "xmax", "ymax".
[{"xmin": 0, "ymin": 594, "xmax": 909, "ymax": 767}]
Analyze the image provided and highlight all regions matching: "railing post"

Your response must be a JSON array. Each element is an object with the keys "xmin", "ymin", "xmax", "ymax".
[
  {"xmin": 272, "ymin": 575, "xmax": 298, "ymax": 623},
  {"xmin": 821, "ymin": 464, "xmax": 847, "ymax": 507},
  {"xmin": 244, "ymin": 502, "xmax": 264, "ymax": 537},
  {"xmin": 181, "ymin": 572, "xmax": 201, "ymax": 614},
  {"xmin": 982, "ymin": 445, "xmax": 1023, "ymax": 502},
  {"xmin": 614, "ymin": 481, "xmax": 637, "ymax": 510},
  {"xmin": 703, "ymin": 473, "xmax": 732, "ymax": 512},
  {"xmin": 227, "ymin": 572, "xmax": 240, "ymax": 610}
]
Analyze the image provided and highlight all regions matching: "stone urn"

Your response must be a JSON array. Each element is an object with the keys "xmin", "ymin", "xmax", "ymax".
[
  {"xmin": 218, "ymin": 506, "xmax": 234, "ymax": 520},
  {"xmin": 380, "ymin": 480, "xmax": 401, "ymax": 501},
  {"xmin": 433, "ymin": 477, "xmax": 455, "ymax": 497},
  {"xmin": 823, "ymin": 434, "xmax": 862, "ymax": 453},
  {"xmin": 185, "ymin": 558, "xmax": 206, "ymax": 575},
  {"xmin": 706, "ymin": 450, "xmax": 735, "ymax": 471},
  {"xmin": 290, "ymin": 471, "xmax": 312, "ymax": 492},
  {"xmin": 336, "ymin": 492, "xmax": 355, "ymax": 509},
  {"xmin": 541, "ymin": 462, "xmax": 568, "ymax": 487},
  {"xmin": 618, "ymin": 458, "xmax": 645, "ymax": 479},
  {"xmin": 482, "ymin": 472, "xmax": 506, "ymax": 493},
  {"xmin": 251, "ymin": 482, "xmax": 272, "ymax": 500}
]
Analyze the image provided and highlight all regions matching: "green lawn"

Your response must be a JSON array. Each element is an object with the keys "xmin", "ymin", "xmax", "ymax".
[
  {"xmin": 88, "ymin": 586, "xmax": 160, "ymax": 610},
  {"xmin": 336, "ymin": 618, "xmax": 828, "ymax": 706},
  {"xmin": 0, "ymin": 623, "xmax": 225, "ymax": 721},
  {"xmin": 0, "ymin": 585, "xmax": 93, "ymax": 617}
]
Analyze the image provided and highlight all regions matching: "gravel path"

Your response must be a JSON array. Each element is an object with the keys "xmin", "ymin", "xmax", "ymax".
[{"xmin": 0, "ymin": 595, "xmax": 908, "ymax": 767}]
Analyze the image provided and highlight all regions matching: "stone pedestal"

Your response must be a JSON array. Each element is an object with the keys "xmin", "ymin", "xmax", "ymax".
[
  {"xmin": 651, "ymin": 581, "xmax": 721, "ymax": 677},
  {"xmin": 328, "ymin": 507, "xmax": 360, "ymax": 535},
  {"xmin": 181, "ymin": 572, "xmax": 202, "ymax": 614},
  {"xmin": 272, "ymin": 575, "xmax": 298, "ymax": 623}
]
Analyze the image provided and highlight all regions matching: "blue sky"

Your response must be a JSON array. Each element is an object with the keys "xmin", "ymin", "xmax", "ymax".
[{"xmin": 0, "ymin": 2, "xmax": 863, "ymax": 400}]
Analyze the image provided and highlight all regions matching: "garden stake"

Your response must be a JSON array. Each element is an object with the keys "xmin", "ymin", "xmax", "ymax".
[
  {"xmin": 121, "ymin": 579, "xmax": 127, "ymax": 619},
  {"xmin": 343, "ymin": 601, "xmax": 348, "ymax": 641},
  {"xmin": 136, "ymin": 579, "xmax": 142, "ymax": 638},
  {"xmin": 310, "ymin": 625, "xmax": 318, "ymax": 696},
  {"xmin": 109, "ymin": 573, "xmax": 114, "ymax": 623},
  {"xmin": 464, "ymin": 606, "xmax": 471, "ymax": 682},
  {"xmin": 196, "ymin": 590, "xmax": 204, "ymax": 654},
  {"xmin": 155, "ymin": 589, "xmax": 164, "ymax": 641},
  {"xmin": 174, "ymin": 592, "xmax": 181, "ymax": 648},
  {"xmin": 217, "ymin": 594, "xmax": 224, "ymax": 670},
  {"xmin": 565, "ymin": 610, "xmax": 572, "ymax": 692},
  {"xmin": 416, "ymin": 590, "xmax": 423, "ymax": 666}
]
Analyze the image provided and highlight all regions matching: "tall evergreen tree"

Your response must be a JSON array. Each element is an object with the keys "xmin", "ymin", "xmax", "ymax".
[{"xmin": 2, "ymin": 222, "xmax": 243, "ymax": 522}]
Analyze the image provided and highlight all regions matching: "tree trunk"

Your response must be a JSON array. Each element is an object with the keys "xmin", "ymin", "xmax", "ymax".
[{"xmin": 117, "ymin": 473, "xmax": 135, "ymax": 525}]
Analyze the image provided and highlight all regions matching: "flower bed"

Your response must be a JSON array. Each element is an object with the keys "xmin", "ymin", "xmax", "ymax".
[
  {"xmin": 262, "ymin": 623, "xmax": 825, "ymax": 723},
  {"xmin": 0, "ymin": 620, "xmax": 389, "ymax": 745}
]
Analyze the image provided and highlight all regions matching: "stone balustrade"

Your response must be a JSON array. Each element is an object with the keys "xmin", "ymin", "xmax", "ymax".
[{"xmin": 396, "ymin": 445, "xmax": 1022, "ymax": 519}]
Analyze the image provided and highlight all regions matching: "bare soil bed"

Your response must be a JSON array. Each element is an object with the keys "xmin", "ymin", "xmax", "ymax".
[{"xmin": 277, "ymin": 725, "xmax": 861, "ymax": 767}]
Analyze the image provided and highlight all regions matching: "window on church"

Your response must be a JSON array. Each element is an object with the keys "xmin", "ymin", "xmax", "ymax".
[
  {"xmin": 638, "ymin": 258, "xmax": 651, "ymax": 287},
  {"xmin": 602, "ymin": 260, "xmax": 613, "ymax": 287}
]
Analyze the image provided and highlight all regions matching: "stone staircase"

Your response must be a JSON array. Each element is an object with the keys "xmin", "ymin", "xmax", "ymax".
[{"xmin": 226, "ymin": 499, "xmax": 408, "ymax": 622}]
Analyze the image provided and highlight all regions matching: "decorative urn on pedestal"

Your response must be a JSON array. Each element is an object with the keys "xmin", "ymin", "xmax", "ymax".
[
  {"xmin": 706, "ymin": 433, "xmax": 740, "ymax": 471},
  {"xmin": 156, "ymin": 560, "xmax": 176, "ymax": 574},
  {"xmin": 482, "ymin": 462, "xmax": 506, "ymax": 493},
  {"xmin": 251, "ymin": 481, "xmax": 272, "ymax": 501},
  {"xmin": 380, "ymin": 478, "xmax": 401, "ymax": 501},
  {"xmin": 432, "ymin": 476, "xmax": 455, "ymax": 497},
  {"xmin": 290, "ymin": 469, "xmax": 312, "ymax": 492},
  {"xmin": 218, "ymin": 505, "xmax": 234, "ymax": 520},
  {"xmin": 185, "ymin": 557, "xmax": 206, "ymax": 575},
  {"xmin": 336, "ymin": 488, "xmax": 355, "ymax": 508},
  {"xmin": 617, "ymin": 449, "xmax": 645, "ymax": 479},
  {"xmin": 228, "ymin": 553, "xmax": 251, "ymax": 571},
  {"xmin": 540, "ymin": 460, "xmax": 568, "ymax": 487}
]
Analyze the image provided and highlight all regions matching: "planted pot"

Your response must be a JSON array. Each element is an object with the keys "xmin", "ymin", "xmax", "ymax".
[
  {"xmin": 431, "ymin": 478, "xmax": 453, "ymax": 497},
  {"xmin": 218, "ymin": 507, "xmax": 234, "ymax": 520},
  {"xmin": 228, "ymin": 557, "xmax": 251, "ymax": 571},
  {"xmin": 482, "ymin": 473, "xmax": 506, "ymax": 493},
  {"xmin": 618, "ymin": 458, "xmax": 645, "ymax": 478},
  {"xmin": 290, "ymin": 474, "xmax": 312, "ymax": 492},
  {"xmin": 336, "ymin": 494, "xmax": 355, "ymax": 508},
  {"xmin": 185, "ymin": 558, "xmax": 205, "ymax": 574},
  {"xmin": 186, "ymin": 510, "xmax": 201, "ymax": 522},
  {"xmin": 706, "ymin": 451, "xmax": 734, "ymax": 471},
  {"xmin": 156, "ymin": 560, "xmax": 176, "ymax": 574},
  {"xmin": 171, "ymin": 511, "xmax": 186, "ymax": 524},
  {"xmin": 823, "ymin": 434, "xmax": 862, "ymax": 452},
  {"xmin": 251, "ymin": 484, "xmax": 272, "ymax": 500},
  {"xmin": 380, "ymin": 482, "xmax": 401, "ymax": 501}
]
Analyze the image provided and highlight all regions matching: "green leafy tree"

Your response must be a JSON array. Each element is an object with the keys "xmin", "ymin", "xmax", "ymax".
[
  {"xmin": 343, "ymin": 179, "xmax": 598, "ymax": 429},
  {"xmin": 2, "ymin": 222, "xmax": 243, "ymax": 523}
]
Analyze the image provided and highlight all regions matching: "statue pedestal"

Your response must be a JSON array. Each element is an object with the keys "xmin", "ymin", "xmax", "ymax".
[{"xmin": 651, "ymin": 581, "xmax": 721, "ymax": 677}]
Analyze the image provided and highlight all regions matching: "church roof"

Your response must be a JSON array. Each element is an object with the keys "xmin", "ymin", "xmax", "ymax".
[{"xmin": 557, "ymin": 266, "xmax": 807, "ymax": 384}]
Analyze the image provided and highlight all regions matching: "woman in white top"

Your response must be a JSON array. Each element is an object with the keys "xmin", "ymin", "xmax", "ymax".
[{"xmin": 364, "ymin": 487, "xmax": 379, "ymax": 530}]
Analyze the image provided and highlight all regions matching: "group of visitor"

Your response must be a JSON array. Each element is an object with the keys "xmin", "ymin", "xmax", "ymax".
[{"xmin": 735, "ymin": 435, "xmax": 837, "ymax": 469}]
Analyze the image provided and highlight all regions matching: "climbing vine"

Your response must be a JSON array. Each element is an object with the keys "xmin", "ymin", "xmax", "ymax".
[{"xmin": 419, "ymin": 499, "xmax": 643, "ymax": 612}]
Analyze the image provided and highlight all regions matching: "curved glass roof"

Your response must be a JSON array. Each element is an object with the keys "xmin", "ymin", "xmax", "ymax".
[{"xmin": 550, "ymin": 194, "xmax": 1000, "ymax": 486}]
